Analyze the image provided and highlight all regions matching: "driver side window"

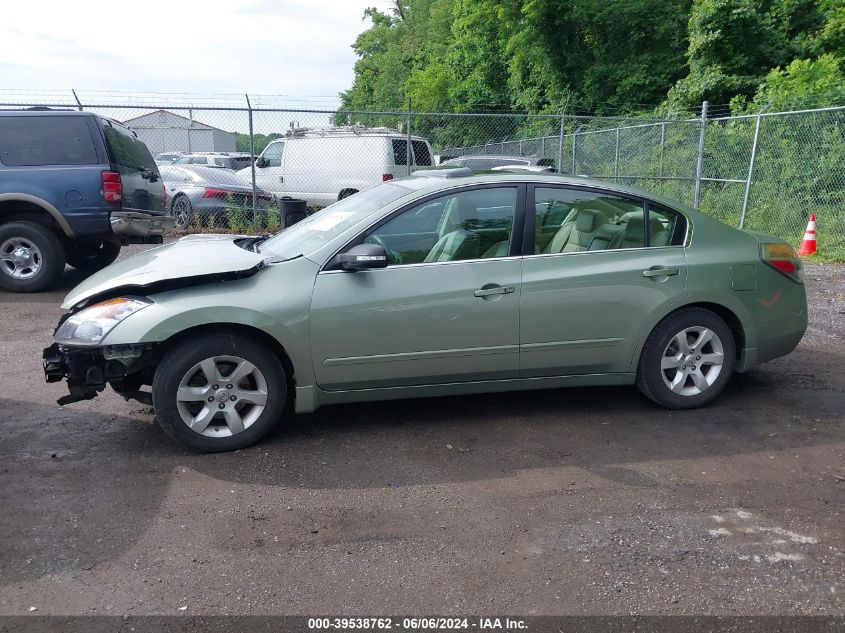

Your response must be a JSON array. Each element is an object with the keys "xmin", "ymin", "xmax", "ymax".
[
  {"xmin": 261, "ymin": 142, "xmax": 284, "ymax": 167},
  {"xmin": 365, "ymin": 187, "xmax": 517, "ymax": 265}
]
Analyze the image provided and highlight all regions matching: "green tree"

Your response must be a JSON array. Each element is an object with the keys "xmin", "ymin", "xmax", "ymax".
[{"xmin": 665, "ymin": 0, "xmax": 827, "ymax": 107}]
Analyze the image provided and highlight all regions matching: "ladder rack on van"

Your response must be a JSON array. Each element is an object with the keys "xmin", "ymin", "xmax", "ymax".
[{"xmin": 284, "ymin": 125, "xmax": 405, "ymax": 139}]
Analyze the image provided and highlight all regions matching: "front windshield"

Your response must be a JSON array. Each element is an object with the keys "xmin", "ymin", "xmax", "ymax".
[{"xmin": 259, "ymin": 182, "xmax": 415, "ymax": 259}]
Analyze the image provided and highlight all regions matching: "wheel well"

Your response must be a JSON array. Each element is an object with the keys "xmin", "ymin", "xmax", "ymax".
[
  {"xmin": 0, "ymin": 200, "xmax": 64, "ymax": 234},
  {"xmin": 156, "ymin": 323, "xmax": 297, "ymax": 393},
  {"xmin": 670, "ymin": 302, "xmax": 746, "ymax": 359},
  {"xmin": 338, "ymin": 189, "xmax": 358, "ymax": 200}
]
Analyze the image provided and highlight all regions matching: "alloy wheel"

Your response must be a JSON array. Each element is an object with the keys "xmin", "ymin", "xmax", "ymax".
[
  {"xmin": 0, "ymin": 237, "xmax": 43, "ymax": 280},
  {"xmin": 173, "ymin": 197, "xmax": 192, "ymax": 229},
  {"xmin": 660, "ymin": 326, "xmax": 725, "ymax": 396},
  {"xmin": 175, "ymin": 355, "xmax": 269, "ymax": 437}
]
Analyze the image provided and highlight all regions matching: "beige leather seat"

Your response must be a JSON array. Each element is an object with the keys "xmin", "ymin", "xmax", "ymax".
[
  {"xmin": 424, "ymin": 196, "xmax": 480, "ymax": 262},
  {"xmin": 543, "ymin": 208, "xmax": 608, "ymax": 253},
  {"xmin": 615, "ymin": 214, "xmax": 669, "ymax": 249}
]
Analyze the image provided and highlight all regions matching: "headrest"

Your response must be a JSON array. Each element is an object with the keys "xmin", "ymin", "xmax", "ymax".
[
  {"xmin": 623, "ymin": 214, "xmax": 645, "ymax": 235},
  {"xmin": 622, "ymin": 214, "xmax": 668, "ymax": 241},
  {"xmin": 575, "ymin": 209, "xmax": 604, "ymax": 233},
  {"xmin": 453, "ymin": 195, "xmax": 477, "ymax": 224}
]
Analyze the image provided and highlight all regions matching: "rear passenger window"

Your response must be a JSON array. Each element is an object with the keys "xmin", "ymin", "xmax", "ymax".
[
  {"xmin": 648, "ymin": 206, "xmax": 686, "ymax": 246},
  {"xmin": 392, "ymin": 140, "xmax": 408, "ymax": 166},
  {"xmin": 533, "ymin": 188, "xmax": 645, "ymax": 254},
  {"xmin": 411, "ymin": 140, "xmax": 432, "ymax": 166},
  {"xmin": 103, "ymin": 121, "xmax": 157, "ymax": 172},
  {"xmin": 0, "ymin": 116, "xmax": 98, "ymax": 166}
]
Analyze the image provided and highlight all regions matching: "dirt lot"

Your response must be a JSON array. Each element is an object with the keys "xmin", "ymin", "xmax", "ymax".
[{"xmin": 0, "ymin": 248, "xmax": 842, "ymax": 616}]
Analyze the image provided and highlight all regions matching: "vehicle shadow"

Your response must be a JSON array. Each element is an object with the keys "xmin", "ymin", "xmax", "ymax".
[
  {"xmin": 1, "ymin": 346, "xmax": 841, "ymax": 586},
  {"xmin": 188, "ymin": 346, "xmax": 845, "ymax": 491}
]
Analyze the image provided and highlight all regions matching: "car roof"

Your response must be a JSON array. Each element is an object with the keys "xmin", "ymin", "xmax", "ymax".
[
  {"xmin": 0, "ymin": 109, "xmax": 89, "ymax": 116},
  {"xmin": 446, "ymin": 154, "xmax": 539, "ymax": 161},
  {"xmin": 393, "ymin": 171, "xmax": 700, "ymax": 215}
]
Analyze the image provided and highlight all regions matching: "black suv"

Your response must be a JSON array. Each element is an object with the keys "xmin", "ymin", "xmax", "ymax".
[{"xmin": 0, "ymin": 110, "xmax": 174, "ymax": 292}]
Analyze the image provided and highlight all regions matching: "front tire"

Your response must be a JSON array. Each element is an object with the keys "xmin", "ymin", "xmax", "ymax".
[
  {"xmin": 636, "ymin": 308, "xmax": 736, "ymax": 409},
  {"xmin": 152, "ymin": 333, "xmax": 288, "ymax": 452},
  {"xmin": 0, "ymin": 221, "xmax": 66, "ymax": 292}
]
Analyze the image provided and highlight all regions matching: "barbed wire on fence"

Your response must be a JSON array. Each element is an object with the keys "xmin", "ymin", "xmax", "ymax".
[{"xmin": 1, "ymin": 90, "xmax": 843, "ymax": 255}]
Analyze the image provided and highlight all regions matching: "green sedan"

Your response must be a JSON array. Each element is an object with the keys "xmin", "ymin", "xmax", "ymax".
[{"xmin": 43, "ymin": 171, "xmax": 807, "ymax": 452}]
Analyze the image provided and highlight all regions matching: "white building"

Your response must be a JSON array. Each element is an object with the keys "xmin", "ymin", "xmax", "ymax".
[{"xmin": 123, "ymin": 109, "xmax": 236, "ymax": 155}]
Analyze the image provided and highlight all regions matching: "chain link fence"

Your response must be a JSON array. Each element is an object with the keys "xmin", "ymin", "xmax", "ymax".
[{"xmin": 2, "ymin": 91, "xmax": 843, "ymax": 256}]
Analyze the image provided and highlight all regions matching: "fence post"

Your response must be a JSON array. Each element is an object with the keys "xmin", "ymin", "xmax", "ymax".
[
  {"xmin": 406, "ymin": 98, "xmax": 413, "ymax": 176},
  {"xmin": 245, "ymin": 94, "xmax": 258, "ymax": 224},
  {"xmin": 614, "ymin": 127, "xmax": 620, "ymax": 179},
  {"xmin": 558, "ymin": 105, "xmax": 566, "ymax": 175},
  {"xmin": 739, "ymin": 113, "xmax": 762, "ymax": 229},
  {"xmin": 693, "ymin": 100, "xmax": 708, "ymax": 208},
  {"xmin": 188, "ymin": 108, "xmax": 194, "ymax": 154},
  {"xmin": 71, "ymin": 89, "xmax": 83, "ymax": 111},
  {"xmin": 658, "ymin": 122, "xmax": 666, "ymax": 178}
]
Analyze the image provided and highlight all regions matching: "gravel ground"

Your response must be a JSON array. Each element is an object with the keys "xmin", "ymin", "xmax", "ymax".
[{"xmin": 0, "ymin": 252, "xmax": 842, "ymax": 617}]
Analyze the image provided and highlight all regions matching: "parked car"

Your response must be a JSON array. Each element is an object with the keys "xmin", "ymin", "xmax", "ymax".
[
  {"xmin": 155, "ymin": 152, "xmax": 183, "ymax": 165},
  {"xmin": 160, "ymin": 165, "xmax": 274, "ymax": 229},
  {"xmin": 44, "ymin": 170, "xmax": 807, "ymax": 452},
  {"xmin": 442, "ymin": 154, "xmax": 556, "ymax": 171},
  {"xmin": 490, "ymin": 164, "xmax": 555, "ymax": 173},
  {"xmin": 237, "ymin": 125, "xmax": 434, "ymax": 207},
  {"xmin": 0, "ymin": 110, "xmax": 173, "ymax": 292},
  {"xmin": 175, "ymin": 152, "xmax": 254, "ymax": 171}
]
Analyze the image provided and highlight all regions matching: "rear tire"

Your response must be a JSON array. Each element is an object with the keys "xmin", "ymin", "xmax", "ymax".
[
  {"xmin": 636, "ymin": 308, "xmax": 736, "ymax": 409},
  {"xmin": 152, "ymin": 332, "xmax": 288, "ymax": 452},
  {"xmin": 67, "ymin": 241, "xmax": 121, "ymax": 273},
  {"xmin": 171, "ymin": 195, "xmax": 193, "ymax": 230},
  {"xmin": 0, "ymin": 221, "xmax": 66, "ymax": 293},
  {"xmin": 338, "ymin": 189, "xmax": 358, "ymax": 200}
]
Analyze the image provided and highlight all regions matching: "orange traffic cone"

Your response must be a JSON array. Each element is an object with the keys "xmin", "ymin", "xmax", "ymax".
[{"xmin": 798, "ymin": 214, "xmax": 817, "ymax": 257}]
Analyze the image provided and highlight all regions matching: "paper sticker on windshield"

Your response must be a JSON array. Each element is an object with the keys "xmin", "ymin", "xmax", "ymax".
[{"xmin": 311, "ymin": 211, "xmax": 355, "ymax": 231}]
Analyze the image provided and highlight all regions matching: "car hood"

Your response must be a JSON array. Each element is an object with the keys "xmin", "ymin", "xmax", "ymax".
[{"xmin": 62, "ymin": 234, "xmax": 266, "ymax": 309}]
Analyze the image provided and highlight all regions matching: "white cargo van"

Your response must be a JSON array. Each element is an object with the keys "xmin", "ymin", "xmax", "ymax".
[{"xmin": 239, "ymin": 126, "xmax": 434, "ymax": 208}]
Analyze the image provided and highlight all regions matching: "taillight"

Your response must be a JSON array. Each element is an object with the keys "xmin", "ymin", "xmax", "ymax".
[
  {"xmin": 760, "ymin": 243, "xmax": 804, "ymax": 283},
  {"xmin": 382, "ymin": 173, "xmax": 394, "ymax": 181},
  {"xmin": 203, "ymin": 188, "xmax": 230, "ymax": 199},
  {"xmin": 101, "ymin": 171, "xmax": 122, "ymax": 203}
]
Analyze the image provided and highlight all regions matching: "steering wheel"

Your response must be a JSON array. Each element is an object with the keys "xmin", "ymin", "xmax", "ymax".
[{"xmin": 365, "ymin": 234, "xmax": 404, "ymax": 265}]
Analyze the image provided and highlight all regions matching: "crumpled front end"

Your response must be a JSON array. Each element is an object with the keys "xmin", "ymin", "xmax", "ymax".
[{"xmin": 43, "ymin": 342, "xmax": 157, "ymax": 406}]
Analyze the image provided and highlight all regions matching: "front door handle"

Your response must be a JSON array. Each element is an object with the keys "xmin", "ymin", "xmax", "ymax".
[
  {"xmin": 474, "ymin": 285, "xmax": 515, "ymax": 297},
  {"xmin": 642, "ymin": 267, "xmax": 680, "ymax": 278},
  {"xmin": 279, "ymin": 176, "xmax": 284, "ymax": 183}
]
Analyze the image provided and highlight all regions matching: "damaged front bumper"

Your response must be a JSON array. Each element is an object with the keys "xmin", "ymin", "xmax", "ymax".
[{"xmin": 43, "ymin": 342, "xmax": 156, "ymax": 406}]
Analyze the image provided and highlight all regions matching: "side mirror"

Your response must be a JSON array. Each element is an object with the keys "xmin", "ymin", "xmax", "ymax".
[
  {"xmin": 256, "ymin": 157, "xmax": 268, "ymax": 168},
  {"xmin": 338, "ymin": 243, "xmax": 389, "ymax": 271}
]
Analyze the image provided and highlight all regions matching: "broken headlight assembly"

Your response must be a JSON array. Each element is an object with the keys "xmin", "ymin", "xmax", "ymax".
[{"xmin": 54, "ymin": 297, "xmax": 152, "ymax": 347}]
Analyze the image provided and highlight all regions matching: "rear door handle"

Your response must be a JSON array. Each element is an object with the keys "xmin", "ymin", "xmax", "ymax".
[
  {"xmin": 474, "ymin": 285, "xmax": 515, "ymax": 297},
  {"xmin": 642, "ymin": 268, "xmax": 680, "ymax": 278}
]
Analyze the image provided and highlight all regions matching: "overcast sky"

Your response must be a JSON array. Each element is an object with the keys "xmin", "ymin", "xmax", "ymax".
[{"xmin": 0, "ymin": 0, "xmax": 393, "ymax": 107}]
